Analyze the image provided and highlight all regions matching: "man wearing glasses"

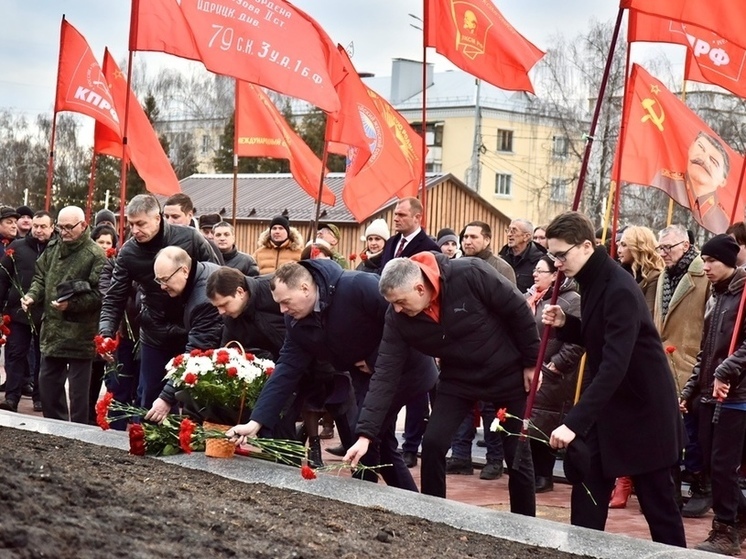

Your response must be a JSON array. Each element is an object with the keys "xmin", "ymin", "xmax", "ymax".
[
  {"xmin": 653, "ymin": 224, "xmax": 711, "ymax": 518},
  {"xmin": 541, "ymin": 211, "xmax": 685, "ymax": 547},
  {"xmin": 21, "ymin": 206, "xmax": 107, "ymax": 424},
  {"xmin": 499, "ymin": 219, "xmax": 546, "ymax": 294}
]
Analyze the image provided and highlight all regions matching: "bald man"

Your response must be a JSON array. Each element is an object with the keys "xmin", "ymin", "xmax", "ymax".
[
  {"xmin": 21, "ymin": 206, "xmax": 107, "ymax": 423},
  {"xmin": 145, "ymin": 247, "xmax": 224, "ymax": 423}
]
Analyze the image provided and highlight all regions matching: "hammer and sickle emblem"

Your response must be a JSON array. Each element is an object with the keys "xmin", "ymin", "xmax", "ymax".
[{"xmin": 641, "ymin": 98, "xmax": 665, "ymax": 132}]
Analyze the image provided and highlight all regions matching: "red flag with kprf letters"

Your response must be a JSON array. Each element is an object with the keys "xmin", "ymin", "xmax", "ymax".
[
  {"xmin": 425, "ymin": 0, "xmax": 544, "ymax": 93},
  {"xmin": 628, "ymin": 10, "xmax": 746, "ymax": 98},
  {"xmin": 621, "ymin": 0, "xmax": 746, "ymax": 51},
  {"xmin": 93, "ymin": 49, "xmax": 180, "ymax": 196},
  {"xmin": 235, "ymin": 81, "xmax": 335, "ymax": 206},
  {"xmin": 55, "ymin": 19, "xmax": 121, "ymax": 137},
  {"xmin": 130, "ymin": 0, "xmax": 341, "ymax": 113},
  {"xmin": 614, "ymin": 64, "xmax": 746, "ymax": 233}
]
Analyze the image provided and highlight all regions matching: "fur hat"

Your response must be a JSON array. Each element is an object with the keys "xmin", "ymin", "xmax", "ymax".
[
  {"xmin": 95, "ymin": 209, "xmax": 116, "ymax": 227},
  {"xmin": 362, "ymin": 219, "xmax": 390, "ymax": 241},
  {"xmin": 701, "ymin": 233, "xmax": 740, "ymax": 269},
  {"xmin": 198, "ymin": 213, "xmax": 222, "ymax": 230},
  {"xmin": 16, "ymin": 205, "xmax": 34, "ymax": 218}
]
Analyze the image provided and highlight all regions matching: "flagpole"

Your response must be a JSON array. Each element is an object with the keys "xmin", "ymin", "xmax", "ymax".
[
  {"xmin": 419, "ymin": 0, "xmax": 429, "ymax": 229},
  {"xmin": 312, "ymin": 117, "xmax": 332, "ymax": 239},
  {"xmin": 85, "ymin": 153, "xmax": 97, "ymax": 222},
  {"xmin": 571, "ymin": 7, "xmax": 625, "ymax": 211},
  {"xmin": 232, "ymin": 80, "xmax": 239, "ymax": 228},
  {"xmin": 117, "ymin": 49, "xmax": 135, "ymax": 243}
]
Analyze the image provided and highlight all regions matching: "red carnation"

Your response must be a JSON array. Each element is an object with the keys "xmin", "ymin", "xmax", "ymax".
[
  {"xmin": 95, "ymin": 392, "xmax": 114, "ymax": 430},
  {"xmin": 2, "ymin": 315, "xmax": 10, "ymax": 324},
  {"xmin": 349, "ymin": 253, "xmax": 357, "ymax": 261},
  {"xmin": 265, "ymin": 367, "xmax": 274, "ymax": 376},
  {"xmin": 496, "ymin": 408, "xmax": 508, "ymax": 423},
  {"xmin": 172, "ymin": 354, "xmax": 184, "ymax": 367},
  {"xmin": 189, "ymin": 348, "xmax": 202, "ymax": 357},
  {"xmin": 245, "ymin": 353, "xmax": 255, "ymax": 362},
  {"xmin": 665, "ymin": 346, "xmax": 676, "ymax": 354},
  {"xmin": 227, "ymin": 367, "xmax": 238, "ymax": 378},
  {"xmin": 203, "ymin": 349, "xmax": 214, "ymax": 358},
  {"xmin": 105, "ymin": 248, "xmax": 117, "ymax": 258},
  {"xmin": 128, "ymin": 424, "xmax": 146, "ymax": 456},
  {"xmin": 5, "ymin": 249, "xmax": 14, "ymax": 258},
  {"xmin": 183, "ymin": 372, "xmax": 198, "ymax": 386},
  {"xmin": 360, "ymin": 252, "xmax": 368, "ymax": 262},
  {"xmin": 215, "ymin": 350, "xmax": 230, "ymax": 365},
  {"xmin": 179, "ymin": 418, "xmax": 197, "ymax": 454},
  {"xmin": 301, "ymin": 464, "xmax": 317, "ymax": 480}
]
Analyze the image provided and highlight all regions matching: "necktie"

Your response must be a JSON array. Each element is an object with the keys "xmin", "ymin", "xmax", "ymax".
[{"xmin": 394, "ymin": 237, "xmax": 407, "ymax": 258}]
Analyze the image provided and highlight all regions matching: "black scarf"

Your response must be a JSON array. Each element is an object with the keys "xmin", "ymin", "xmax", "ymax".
[{"xmin": 660, "ymin": 246, "xmax": 697, "ymax": 319}]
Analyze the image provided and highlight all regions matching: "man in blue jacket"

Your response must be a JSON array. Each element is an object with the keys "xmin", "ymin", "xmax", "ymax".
[{"xmin": 228, "ymin": 259, "xmax": 438, "ymax": 491}]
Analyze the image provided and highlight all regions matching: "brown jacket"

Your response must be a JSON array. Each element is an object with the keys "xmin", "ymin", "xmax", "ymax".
[
  {"xmin": 253, "ymin": 227, "xmax": 303, "ymax": 275},
  {"xmin": 653, "ymin": 256, "xmax": 709, "ymax": 392},
  {"xmin": 639, "ymin": 268, "xmax": 661, "ymax": 317}
]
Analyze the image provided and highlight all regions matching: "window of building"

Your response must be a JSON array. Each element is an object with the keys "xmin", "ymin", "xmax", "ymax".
[
  {"xmin": 495, "ymin": 173, "xmax": 512, "ymax": 197},
  {"xmin": 550, "ymin": 177, "xmax": 567, "ymax": 202},
  {"xmin": 412, "ymin": 122, "xmax": 444, "ymax": 147},
  {"xmin": 497, "ymin": 129, "xmax": 513, "ymax": 152},
  {"xmin": 553, "ymin": 135, "xmax": 569, "ymax": 158},
  {"xmin": 425, "ymin": 162, "xmax": 442, "ymax": 173},
  {"xmin": 201, "ymin": 135, "xmax": 211, "ymax": 156}
]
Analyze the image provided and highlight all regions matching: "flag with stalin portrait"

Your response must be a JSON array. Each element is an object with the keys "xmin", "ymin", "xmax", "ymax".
[{"xmin": 614, "ymin": 64, "xmax": 745, "ymax": 233}]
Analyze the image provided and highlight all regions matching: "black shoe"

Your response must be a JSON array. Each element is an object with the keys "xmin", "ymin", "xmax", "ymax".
[
  {"xmin": 325, "ymin": 444, "xmax": 345, "ymax": 457},
  {"xmin": 682, "ymin": 472, "xmax": 713, "ymax": 518},
  {"xmin": 0, "ymin": 399, "xmax": 18, "ymax": 412},
  {"xmin": 476, "ymin": 439, "xmax": 487, "ymax": 448},
  {"xmin": 535, "ymin": 476, "xmax": 554, "ymax": 493},
  {"xmin": 33, "ymin": 400, "xmax": 43, "ymax": 412},
  {"xmin": 307, "ymin": 436, "xmax": 324, "ymax": 469},
  {"xmin": 479, "ymin": 461, "xmax": 504, "ymax": 480},
  {"xmin": 21, "ymin": 383, "xmax": 34, "ymax": 397},
  {"xmin": 445, "ymin": 457, "xmax": 474, "ymax": 475},
  {"xmin": 402, "ymin": 451, "xmax": 418, "ymax": 468}
]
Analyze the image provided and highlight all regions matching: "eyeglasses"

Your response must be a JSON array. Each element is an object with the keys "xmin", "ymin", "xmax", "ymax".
[
  {"xmin": 505, "ymin": 227, "xmax": 530, "ymax": 236},
  {"xmin": 547, "ymin": 243, "xmax": 580, "ymax": 263},
  {"xmin": 57, "ymin": 220, "xmax": 83, "ymax": 232},
  {"xmin": 154, "ymin": 266, "xmax": 184, "ymax": 286},
  {"xmin": 655, "ymin": 241, "xmax": 685, "ymax": 254},
  {"xmin": 533, "ymin": 268, "xmax": 553, "ymax": 274}
]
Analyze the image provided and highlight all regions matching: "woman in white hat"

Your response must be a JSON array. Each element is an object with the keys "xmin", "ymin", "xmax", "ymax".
[{"xmin": 356, "ymin": 219, "xmax": 390, "ymax": 275}]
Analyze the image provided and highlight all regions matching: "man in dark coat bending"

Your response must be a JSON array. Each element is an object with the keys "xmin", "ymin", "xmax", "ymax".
[
  {"xmin": 346, "ymin": 252, "xmax": 540, "ymax": 516},
  {"xmin": 541, "ymin": 211, "xmax": 685, "ymax": 547}
]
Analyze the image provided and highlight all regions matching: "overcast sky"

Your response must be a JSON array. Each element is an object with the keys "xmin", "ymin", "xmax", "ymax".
[{"xmin": 0, "ymin": 0, "xmax": 632, "ymax": 117}]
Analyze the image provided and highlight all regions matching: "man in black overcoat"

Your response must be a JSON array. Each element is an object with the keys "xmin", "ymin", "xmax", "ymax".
[{"xmin": 541, "ymin": 211, "xmax": 685, "ymax": 547}]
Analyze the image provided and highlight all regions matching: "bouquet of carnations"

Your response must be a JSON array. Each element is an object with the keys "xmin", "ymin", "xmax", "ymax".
[
  {"xmin": 0, "ymin": 314, "xmax": 9, "ymax": 346},
  {"xmin": 164, "ymin": 345, "xmax": 274, "ymax": 425}
]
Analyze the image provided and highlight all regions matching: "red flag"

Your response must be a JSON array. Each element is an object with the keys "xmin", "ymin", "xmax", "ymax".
[
  {"xmin": 628, "ymin": 10, "xmax": 746, "ymax": 98},
  {"xmin": 55, "ymin": 19, "xmax": 121, "ymax": 137},
  {"xmin": 235, "ymin": 81, "xmax": 335, "ymax": 206},
  {"xmin": 327, "ymin": 47, "xmax": 422, "ymax": 221},
  {"xmin": 614, "ymin": 64, "xmax": 745, "ymax": 233},
  {"xmin": 98, "ymin": 49, "xmax": 180, "ymax": 196},
  {"xmin": 621, "ymin": 0, "xmax": 746, "ymax": 51},
  {"xmin": 425, "ymin": 0, "xmax": 544, "ymax": 93},
  {"xmin": 130, "ymin": 0, "xmax": 340, "ymax": 113}
]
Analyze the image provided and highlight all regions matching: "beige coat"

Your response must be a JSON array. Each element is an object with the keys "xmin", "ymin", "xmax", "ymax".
[
  {"xmin": 253, "ymin": 227, "xmax": 303, "ymax": 275},
  {"xmin": 653, "ymin": 256, "xmax": 709, "ymax": 393}
]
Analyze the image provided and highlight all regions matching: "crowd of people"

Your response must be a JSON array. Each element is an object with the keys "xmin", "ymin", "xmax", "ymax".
[{"xmin": 2, "ymin": 194, "xmax": 746, "ymax": 554}]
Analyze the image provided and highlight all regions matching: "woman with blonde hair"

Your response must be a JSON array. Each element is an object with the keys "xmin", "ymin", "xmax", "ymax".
[
  {"xmin": 609, "ymin": 225, "xmax": 666, "ymax": 509},
  {"xmin": 617, "ymin": 226, "xmax": 665, "ymax": 316}
]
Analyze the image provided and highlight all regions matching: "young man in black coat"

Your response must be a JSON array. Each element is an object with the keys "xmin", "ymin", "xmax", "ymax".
[
  {"xmin": 541, "ymin": 211, "xmax": 685, "ymax": 547},
  {"xmin": 346, "ymin": 252, "xmax": 540, "ymax": 515},
  {"xmin": 227, "ymin": 260, "xmax": 438, "ymax": 491}
]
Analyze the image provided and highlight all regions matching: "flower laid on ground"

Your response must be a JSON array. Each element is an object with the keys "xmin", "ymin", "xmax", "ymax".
[
  {"xmin": 298, "ymin": 461, "xmax": 392, "ymax": 481},
  {"xmin": 164, "ymin": 346, "xmax": 275, "ymax": 422},
  {"xmin": 0, "ymin": 314, "xmax": 9, "ymax": 346},
  {"xmin": 491, "ymin": 408, "xmax": 597, "ymax": 506},
  {"xmin": 300, "ymin": 464, "xmax": 317, "ymax": 480}
]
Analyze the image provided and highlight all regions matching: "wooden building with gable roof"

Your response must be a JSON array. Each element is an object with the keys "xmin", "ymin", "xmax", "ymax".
[{"xmin": 174, "ymin": 173, "xmax": 512, "ymax": 261}]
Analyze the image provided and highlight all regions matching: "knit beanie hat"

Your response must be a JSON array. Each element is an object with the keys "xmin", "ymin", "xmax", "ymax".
[
  {"xmin": 16, "ymin": 205, "xmax": 34, "ymax": 218},
  {"xmin": 269, "ymin": 215, "xmax": 291, "ymax": 236},
  {"xmin": 363, "ymin": 219, "xmax": 390, "ymax": 241},
  {"xmin": 701, "ymin": 234, "xmax": 740, "ymax": 269},
  {"xmin": 95, "ymin": 209, "xmax": 116, "ymax": 226},
  {"xmin": 436, "ymin": 227, "xmax": 459, "ymax": 248}
]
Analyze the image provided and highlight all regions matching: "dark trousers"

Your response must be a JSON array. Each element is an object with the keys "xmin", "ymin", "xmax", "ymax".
[
  {"xmin": 683, "ymin": 397, "xmax": 704, "ymax": 473},
  {"xmin": 4, "ymin": 322, "xmax": 39, "ymax": 404},
  {"xmin": 531, "ymin": 438, "xmax": 556, "ymax": 478},
  {"xmin": 139, "ymin": 342, "xmax": 181, "ymax": 409},
  {"xmin": 699, "ymin": 403, "xmax": 746, "ymax": 525},
  {"xmin": 571, "ymin": 428, "xmax": 686, "ymax": 547},
  {"xmin": 401, "ymin": 393, "xmax": 429, "ymax": 454},
  {"xmin": 421, "ymin": 391, "xmax": 535, "ymax": 515},
  {"xmin": 39, "ymin": 355, "xmax": 92, "ymax": 424},
  {"xmin": 450, "ymin": 401, "xmax": 504, "ymax": 463},
  {"xmin": 104, "ymin": 338, "xmax": 140, "ymax": 431},
  {"xmin": 88, "ymin": 360, "xmax": 106, "ymax": 425}
]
